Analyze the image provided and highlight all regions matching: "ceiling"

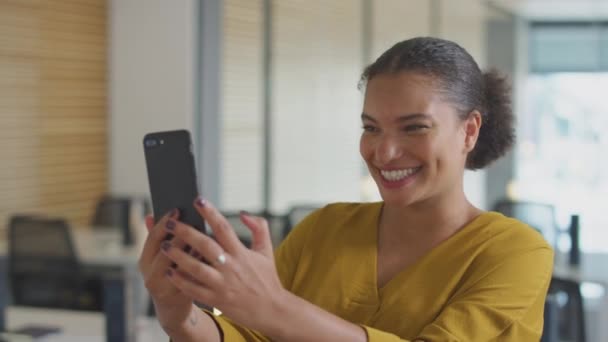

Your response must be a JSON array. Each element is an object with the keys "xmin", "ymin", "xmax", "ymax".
[{"xmin": 486, "ymin": 0, "xmax": 608, "ymax": 20}]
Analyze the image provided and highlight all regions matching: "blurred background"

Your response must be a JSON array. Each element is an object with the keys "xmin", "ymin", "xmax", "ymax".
[{"xmin": 0, "ymin": 0, "xmax": 607, "ymax": 341}]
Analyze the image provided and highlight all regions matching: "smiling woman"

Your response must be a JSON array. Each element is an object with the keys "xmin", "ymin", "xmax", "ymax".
[{"xmin": 139, "ymin": 37, "xmax": 553, "ymax": 342}]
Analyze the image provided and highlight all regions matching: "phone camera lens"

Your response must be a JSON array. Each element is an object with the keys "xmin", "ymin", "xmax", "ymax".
[{"xmin": 145, "ymin": 139, "xmax": 158, "ymax": 147}]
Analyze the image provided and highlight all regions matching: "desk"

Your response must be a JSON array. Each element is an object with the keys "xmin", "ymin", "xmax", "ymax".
[
  {"xmin": 71, "ymin": 228, "xmax": 142, "ymax": 268},
  {"xmin": 0, "ymin": 227, "xmax": 143, "ymax": 268},
  {"xmin": 553, "ymin": 252, "xmax": 608, "ymax": 284},
  {"xmin": 0, "ymin": 226, "xmax": 148, "ymax": 315},
  {"xmin": 3, "ymin": 306, "xmax": 167, "ymax": 342},
  {"xmin": 553, "ymin": 252, "xmax": 608, "ymax": 342}
]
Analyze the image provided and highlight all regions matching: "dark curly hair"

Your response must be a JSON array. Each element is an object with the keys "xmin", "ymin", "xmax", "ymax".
[{"xmin": 359, "ymin": 37, "xmax": 514, "ymax": 170}]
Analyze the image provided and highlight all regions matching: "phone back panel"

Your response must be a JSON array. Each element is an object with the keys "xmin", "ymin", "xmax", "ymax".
[{"xmin": 143, "ymin": 130, "xmax": 205, "ymax": 232}]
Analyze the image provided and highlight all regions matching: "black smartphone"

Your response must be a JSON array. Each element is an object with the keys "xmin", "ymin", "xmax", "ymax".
[{"xmin": 143, "ymin": 130, "xmax": 206, "ymax": 233}]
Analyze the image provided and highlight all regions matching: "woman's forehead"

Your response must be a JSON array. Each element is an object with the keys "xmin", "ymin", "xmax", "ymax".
[{"xmin": 363, "ymin": 72, "xmax": 449, "ymax": 118}]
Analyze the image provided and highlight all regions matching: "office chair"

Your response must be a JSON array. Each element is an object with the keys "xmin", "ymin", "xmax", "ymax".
[
  {"xmin": 221, "ymin": 211, "xmax": 287, "ymax": 248},
  {"xmin": 263, "ymin": 211, "xmax": 287, "ymax": 246},
  {"xmin": 222, "ymin": 212, "xmax": 253, "ymax": 248},
  {"xmin": 91, "ymin": 195, "xmax": 133, "ymax": 245},
  {"xmin": 282, "ymin": 205, "xmax": 319, "ymax": 240},
  {"xmin": 542, "ymin": 276, "xmax": 586, "ymax": 342},
  {"xmin": 492, "ymin": 199, "xmax": 557, "ymax": 246},
  {"xmin": 8, "ymin": 216, "xmax": 103, "ymax": 311}
]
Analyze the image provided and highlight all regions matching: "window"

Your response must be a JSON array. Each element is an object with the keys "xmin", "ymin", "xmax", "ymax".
[{"xmin": 515, "ymin": 72, "xmax": 608, "ymax": 252}]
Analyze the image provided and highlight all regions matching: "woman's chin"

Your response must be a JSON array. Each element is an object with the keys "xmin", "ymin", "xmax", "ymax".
[{"xmin": 379, "ymin": 191, "xmax": 418, "ymax": 207}]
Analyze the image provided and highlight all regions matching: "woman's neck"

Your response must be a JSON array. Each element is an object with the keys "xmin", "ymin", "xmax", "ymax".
[{"xmin": 378, "ymin": 187, "xmax": 482, "ymax": 250}]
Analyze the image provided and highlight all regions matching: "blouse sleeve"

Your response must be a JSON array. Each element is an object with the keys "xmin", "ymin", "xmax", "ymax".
[{"xmin": 361, "ymin": 246, "xmax": 554, "ymax": 341}]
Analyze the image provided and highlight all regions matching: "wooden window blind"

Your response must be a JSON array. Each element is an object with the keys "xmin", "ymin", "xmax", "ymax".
[
  {"xmin": 221, "ymin": 0, "xmax": 265, "ymax": 212},
  {"xmin": 370, "ymin": 0, "xmax": 430, "ymax": 61},
  {"xmin": 270, "ymin": 0, "xmax": 363, "ymax": 212},
  {"xmin": 0, "ymin": 0, "xmax": 108, "ymax": 228}
]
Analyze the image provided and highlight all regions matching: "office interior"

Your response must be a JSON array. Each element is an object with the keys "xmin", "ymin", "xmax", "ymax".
[{"xmin": 0, "ymin": 0, "xmax": 606, "ymax": 341}]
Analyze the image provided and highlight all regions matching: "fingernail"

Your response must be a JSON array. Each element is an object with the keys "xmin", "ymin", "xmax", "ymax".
[
  {"xmin": 161, "ymin": 241, "xmax": 171, "ymax": 251},
  {"xmin": 195, "ymin": 196, "xmax": 207, "ymax": 208},
  {"xmin": 166, "ymin": 219, "xmax": 175, "ymax": 230},
  {"xmin": 165, "ymin": 269, "xmax": 173, "ymax": 277},
  {"xmin": 191, "ymin": 250, "xmax": 200, "ymax": 258},
  {"xmin": 170, "ymin": 208, "xmax": 179, "ymax": 217},
  {"xmin": 239, "ymin": 210, "xmax": 251, "ymax": 216}
]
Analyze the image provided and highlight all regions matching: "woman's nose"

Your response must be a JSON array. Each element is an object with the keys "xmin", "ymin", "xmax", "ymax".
[{"xmin": 375, "ymin": 136, "xmax": 403, "ymax": 164}]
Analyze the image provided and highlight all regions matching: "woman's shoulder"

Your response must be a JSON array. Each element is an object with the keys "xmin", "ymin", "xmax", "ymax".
[
  {"xmin": 462, "ymin": 211, "xmax": 554, "ymax": 259},
  {"xmin": 316, "ymin": 201, "xmax": 382, "ymax": 218},
  {"xmin": 294, "ymin": 201, "xmax": 382, "ymax": 239},
  {"xmin": 316, "ymin": 201, "xmax": 381, "ymax": 226}
]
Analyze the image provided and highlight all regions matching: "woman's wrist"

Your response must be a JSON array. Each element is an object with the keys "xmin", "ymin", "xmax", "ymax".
[
  {"xmin": 262, "ymin": 288, "xmax": 297, "ymax": 340},
  {"xmin": 164, "ymin": 304, "xmax": 220, "ymax": 342},
  {"xmin": 160, "ymin": 303, "xmax": 195, "ymax": 337}
]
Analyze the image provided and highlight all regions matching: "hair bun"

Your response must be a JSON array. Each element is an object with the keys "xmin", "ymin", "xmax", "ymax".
[{"xmin": 466, "ymin": 70, "xmax": 515, "ymax": 170}]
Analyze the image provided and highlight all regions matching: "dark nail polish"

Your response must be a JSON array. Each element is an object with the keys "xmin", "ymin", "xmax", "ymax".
[
  {"xmin": 170, "ymin": 208, "xmax": 178, "ymax": 217},
  {"xmin": 192, "ymin": 250, "xmax": 200, "ymax": 258},
  {"xmin": 195, "ymin": 197, "xmax": 207, "ymax": 208},
  {"xmin": 239, "ymin": 210, "xmax": 251, "ymax": 216},
  {"xmin": 166, "ymin": 269, "xmax": 173, "ymax": 277},
  {"xmin": 166, "ymin": 219, "xmax": 175, "ymax": 230},
  {"xmin": 161, "ymin": 241, "xmax": 171, "ymax": 251}
]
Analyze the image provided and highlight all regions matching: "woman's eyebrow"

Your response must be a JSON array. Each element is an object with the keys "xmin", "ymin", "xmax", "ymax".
[{"xmin": 361, "ymin": 112, "xmax": 431, "ymax": 122}]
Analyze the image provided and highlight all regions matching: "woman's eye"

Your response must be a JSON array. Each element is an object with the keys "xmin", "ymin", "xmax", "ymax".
[
  {"xmin": 404, "ymin": 124, "xmax": 429, "ymax": 132},
  {"xmin": 362, "ymin": 125, "xmax": 378, "ymax": 133}
]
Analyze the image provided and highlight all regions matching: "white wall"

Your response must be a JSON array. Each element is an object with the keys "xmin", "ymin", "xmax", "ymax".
[{"xmin": 109, "ymin": 0, "xmax": 197, "ymax": 196}]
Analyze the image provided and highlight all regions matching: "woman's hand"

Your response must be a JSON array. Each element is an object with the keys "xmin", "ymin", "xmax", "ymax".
[
  {"xmin": 159, "ymin": 198, "xmax": 288, "ymax": 335},
  {"xmin": 137, "ymin": 210, "xmax": 197, "ymax": 335}
]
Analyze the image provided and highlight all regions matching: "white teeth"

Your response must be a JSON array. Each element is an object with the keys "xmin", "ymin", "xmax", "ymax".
[{"xmin": 380, "ymin": 167, "xmax": 420, "ymax": 182}]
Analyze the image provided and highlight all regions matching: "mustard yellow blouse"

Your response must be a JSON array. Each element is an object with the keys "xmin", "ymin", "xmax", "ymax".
[{"xmin": 210, "ymin": 202, "xmax": 554, "ymax": 341}]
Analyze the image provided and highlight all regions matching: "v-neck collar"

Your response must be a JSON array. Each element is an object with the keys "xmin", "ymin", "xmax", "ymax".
[{"xmin": 366, "ymin": 204, "xmax": 497, "ymax": 300}]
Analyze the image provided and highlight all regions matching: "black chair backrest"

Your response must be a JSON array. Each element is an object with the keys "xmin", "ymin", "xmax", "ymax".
[
  {"xmin": 220, "ymin": 211, "xmax": 287, "ymax": 248},
  {"xmin": 543, "ymin": 277, "xmax": 586, "ymax": 342},
  {"xmin": 8, "ymin": 215, "xmax": 81, "ymax": 308},
  {"xmin": 265, "ymin": 212, "xmax": 287, "ymax": 244},
  {"xmin": 222, "ymin": 212, "xmax": 252, "ymax": 248},
  {"xmin": 0, "ymin": 246, "xmax": 7, "ymax": 331},
  {"xmin": 492, "ymin": 199, "xmax": 557, "ymax": 246},
  {"xmin": 92, "ymin": 196, "xmax": 133, "ymax": 245},
  {"xmin": 283, "ymin": 205, "xmax": 319, "ymax": 239},
  {"xmin": 92, "ymin": 196, "xmax": 131, "ymax": 229}
]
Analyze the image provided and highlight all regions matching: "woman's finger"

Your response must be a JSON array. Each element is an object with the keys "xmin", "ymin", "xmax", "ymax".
[
  {"xmin": 160, "ymin": 240, "xmax": 224, "ymax": 288},
  {"xmin": 193, "ymin": 197, "xmax": 242, "ymax": 254},
  {"xmin": 140, "ymin": 209, "xmax": 179, "ymax": 268},
  {"xmin": 143, "ymin": 235, "xmax": 187, "ymax": 294},
  {"xmin": 145, "ymin": 214, "xmax": 154, "ymax": 231},
  {"xmin": 165, "ymin": 268, "xmax": 216, "ymax": 306},
  {"xmin": 240, "ymin": 212, "xmax": 273, "ymax": 257},
  {"xmin": 165, "ymin": 218, "xmax": 229, "ymax": 269}
]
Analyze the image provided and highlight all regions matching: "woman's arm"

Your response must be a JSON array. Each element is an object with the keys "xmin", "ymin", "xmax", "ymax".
[
  {"xmin": 137, "ymin": 211, "xmax": 222, "ymax": 342},
  {"xmin": 265, "ymin": 289, "xmax": 367, "ymax": 342}
]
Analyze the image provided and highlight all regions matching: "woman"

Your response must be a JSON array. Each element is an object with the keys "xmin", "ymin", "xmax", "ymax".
[{"xmin": 139, "ymin": 37, "xmax": 553, "ymax": 341}]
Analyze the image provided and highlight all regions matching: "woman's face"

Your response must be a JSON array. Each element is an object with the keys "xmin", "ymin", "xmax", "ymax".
[{"xmin": 360, "ymin": 72, "xmax": 480, "ymax": 207}]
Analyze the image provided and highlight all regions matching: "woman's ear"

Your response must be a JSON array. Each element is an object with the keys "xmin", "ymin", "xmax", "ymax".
[{"xmin": 463, "ymin": 110, "xmax": 482, "ymax": 153}]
